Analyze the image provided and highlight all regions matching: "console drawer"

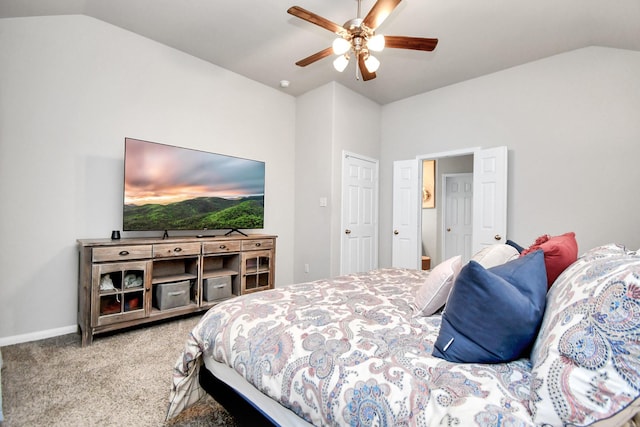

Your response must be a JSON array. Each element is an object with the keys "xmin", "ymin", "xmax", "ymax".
[
  {"xmin": 92, "ymin": 246, "xmax": 153, "ymax": 262},
  {"xmin": 203, "ymin": 240, "xmax": 241, "ymax": 254},
  {"xmin": 241, "ymin": 239, "xmax": 273, "ymax": 251},
  {"xmin": 153, "ymin": 242, "xmax": 201, "ymax": 258}
]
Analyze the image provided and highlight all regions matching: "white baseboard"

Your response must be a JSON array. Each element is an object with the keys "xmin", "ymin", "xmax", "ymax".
[{"xmin": 0, "ymin": 325, "xmax": 77, "ymax": 347}]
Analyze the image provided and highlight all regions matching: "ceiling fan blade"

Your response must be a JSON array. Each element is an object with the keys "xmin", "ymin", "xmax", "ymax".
[
  {"xmin": 358, "ymin": 55, "xmax": 377, "ymax": 81},
  {"xmin": 295, "ymin": 46, "xmax": 334, "ymax": 67},
  {"xmin": 287, "ymin": 6, "xmax": 344, "ymax": 34},
  {"xmin": 384, "ymin": 35, "xmax": 439, "ymax": 51},
  {"xmin": 363, "ymin": 0, "xmax": 402, "ymax": 30}
]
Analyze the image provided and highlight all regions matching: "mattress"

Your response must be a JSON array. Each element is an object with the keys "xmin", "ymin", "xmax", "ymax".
[{"xmin": 203, "ymin": 356, "xmax": 312, "ymax": 426}]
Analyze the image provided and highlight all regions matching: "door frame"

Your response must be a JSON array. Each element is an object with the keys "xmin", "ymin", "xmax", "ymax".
[
  {"xmin": 416, "ymin": 147, "xmax": 480, "ymax": 266},
  {"xmin": 340, "ymin": 151, "xmax": 379, "ymax": 275},
  {"xmin": 393, "ymin": 146, "xmax": 507, "ymax": 269}
]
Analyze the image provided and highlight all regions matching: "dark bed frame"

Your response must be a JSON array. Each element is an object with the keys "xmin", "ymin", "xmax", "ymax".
[{"xmin": 199, "ymin": 365, "xmax": 277, "ymax": 426}]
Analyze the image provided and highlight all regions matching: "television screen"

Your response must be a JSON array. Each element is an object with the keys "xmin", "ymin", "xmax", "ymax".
[{"xmin": 123, "ymin": 138, "xmax": 265, "ymax": 232}]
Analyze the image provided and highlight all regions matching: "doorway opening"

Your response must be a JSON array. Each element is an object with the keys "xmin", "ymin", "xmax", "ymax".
[
  {"xmin": 391, "ymin": 146, "xmax": 507, "ymax": 270},
  {"xmin": 420, "ymin": 154, "xmax": 474, "ymax": 266}
]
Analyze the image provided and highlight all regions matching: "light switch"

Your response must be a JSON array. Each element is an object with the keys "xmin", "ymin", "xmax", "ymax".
[{"xmin": 319, "ymin": 197, "xmax": 328, "ymax": 207}]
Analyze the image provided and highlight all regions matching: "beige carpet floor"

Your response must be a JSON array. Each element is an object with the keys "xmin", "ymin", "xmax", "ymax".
[{"xmin": 0, "ymin": 315, "xmax": 239, "ymax": 427}]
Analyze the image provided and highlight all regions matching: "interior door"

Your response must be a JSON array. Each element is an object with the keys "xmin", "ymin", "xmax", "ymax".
[
  {"xmin": 472, "ymin": 146, "xmax": 508, "ymax": 254},
  {"xmin": 391, "ymin": 159, "xmax": 420, "ymax": 269},
  {"xmin": 443, "ymin": 174, "xmax": 474, "ymax": 263},
  {"xmin": 340, "ymin": 153, "xmax": 379, "ymax": 275}
]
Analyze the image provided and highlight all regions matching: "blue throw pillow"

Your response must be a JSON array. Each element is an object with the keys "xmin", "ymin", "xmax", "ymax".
[
  {"xmin": 433, "ymin": 250, "xmax": 547, "ymax": 363},
  {"xmin": 506, "ymin": 239, "xmax": 525, "ymax": 253}
]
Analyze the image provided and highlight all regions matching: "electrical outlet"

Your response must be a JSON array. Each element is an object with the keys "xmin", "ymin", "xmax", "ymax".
[{"xmin": 304, "ymin": 263, "xmax": 310, "ymax": 273}]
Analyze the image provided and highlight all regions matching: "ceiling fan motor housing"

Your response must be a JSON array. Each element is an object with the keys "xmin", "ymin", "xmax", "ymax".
[{"xmin": 341, "ymin": 18, "xmax": 373, "ymax": 53}]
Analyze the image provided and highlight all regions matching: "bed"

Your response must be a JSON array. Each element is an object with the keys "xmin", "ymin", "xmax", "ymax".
[{"xmin": 167, "ymin": 241, "xmax": 640, "ymax": 426}]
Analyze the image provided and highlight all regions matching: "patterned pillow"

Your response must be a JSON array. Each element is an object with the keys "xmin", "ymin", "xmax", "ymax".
[
  {"xmin": 529, "ymin": 244, "xmax": 640, "ymax": 426},
  {"xmin": 413, "ymin": 255, "xmax": 462, "ymax": 316}
]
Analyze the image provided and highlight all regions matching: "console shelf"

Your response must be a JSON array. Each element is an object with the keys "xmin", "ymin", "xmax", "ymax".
[
  {"xmin": 77, "ymin": 234, "xmax": 276, "ymax": 346},
  {"xmin": 202, "ymin": 268, "xmax": 238, "ymax": 278}
]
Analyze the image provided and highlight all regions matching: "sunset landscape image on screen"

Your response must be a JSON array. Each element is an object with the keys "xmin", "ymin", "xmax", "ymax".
[{"xmin": 123, "ymin": 138, "xmax": 265, "ymax": 231}]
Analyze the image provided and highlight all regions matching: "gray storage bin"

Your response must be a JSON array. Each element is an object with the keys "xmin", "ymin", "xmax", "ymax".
[
  {"xmin": 154, "ymin": 280, "xmax": 190, "ymax": 310},
  {"xmin": 203, "ymin": 276, "xmax": 232, "ymax": 301}
]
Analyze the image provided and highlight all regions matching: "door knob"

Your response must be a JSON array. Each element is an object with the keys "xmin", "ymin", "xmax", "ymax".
[
  {"xmin": 393, "ymin": 230, "xmax": 399, "ymax": 235},
  {"xmin": 446, "ymin": 228, "xmax": 451, "ymax": 232},
  {"xmin": 494, "ymin": 234, "xmax": 502, "ymax": 241},
  {"xmin": 345, "ymin": 229, "xmax": 351, "ymax": 235}
]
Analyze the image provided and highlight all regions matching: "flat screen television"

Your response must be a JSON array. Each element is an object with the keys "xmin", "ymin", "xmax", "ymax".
[{"xmin": 123, "ymin": 138, "xmax": 265, "ymax": 235}]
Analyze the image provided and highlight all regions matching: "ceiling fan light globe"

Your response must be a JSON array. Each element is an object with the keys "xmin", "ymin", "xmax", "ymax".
[
  {"xmin": 332, "ymin": 38, "xmax": 351, "ymax": 55},
  {"xmin": 333, "ymin": 55, "xmax": 350, "ymax": 72},
  {"xmin": 367, "ymin": 34, "xmax": 385, "ymax": 52},
  {"xmin": 364, "ymin": 55, "xmax": 380, "ymax": 73}
]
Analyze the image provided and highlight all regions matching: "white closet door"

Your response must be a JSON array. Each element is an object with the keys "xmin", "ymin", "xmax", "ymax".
[
  {"xmin": 341, "ymin": 153, "xmax": 379, "ymax": 275},
  {"xmin": 472, "ymin": 146, "xmax": 508, "ymax": 254},
  {"xmin": 391, "ymin": 159, "xmax": 420, "ymax": 269}
]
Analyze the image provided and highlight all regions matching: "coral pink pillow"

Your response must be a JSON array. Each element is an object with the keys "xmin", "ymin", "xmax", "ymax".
[{"xmin": 521, "ymin": 232, "xmax": 578, "ymax": 288}]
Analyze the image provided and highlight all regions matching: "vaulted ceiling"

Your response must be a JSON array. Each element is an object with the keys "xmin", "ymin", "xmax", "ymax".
[{"xmin": 2, "ymin": 0, "xmax": 639, "ymax": 104}]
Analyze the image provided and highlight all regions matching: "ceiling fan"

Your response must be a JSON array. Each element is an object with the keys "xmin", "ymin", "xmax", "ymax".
[{"xmin": 287, "ymin": 0, "xmax": 438, "ymax": 81}]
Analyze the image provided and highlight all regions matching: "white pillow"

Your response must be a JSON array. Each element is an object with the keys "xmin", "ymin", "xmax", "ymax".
[
  {"xmin": 471, "ymin": 244, "xmax": 519, "ymax": 268},
  {"xmin": 413, "ymin": 255, "xmax": 462, "ymax": 316}
]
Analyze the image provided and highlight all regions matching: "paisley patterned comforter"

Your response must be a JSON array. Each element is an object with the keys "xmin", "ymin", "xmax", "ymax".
[
  {"xmin": 167, "ymin": 268, "xmax": 536, "ymax": 426},
  {"xmin": 168, "ymin": 246, "xmax": 640, "ymax": 426}
]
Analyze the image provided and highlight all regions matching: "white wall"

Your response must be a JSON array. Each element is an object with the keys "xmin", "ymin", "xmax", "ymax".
[
  {"xmin": 293, "ymin": 82, "xmax": 380, "ymax": 282},
  {"xmin": 0, "ymin": 15, "xmax": 296, "ymax": 344},
  {"xmin": 293, "ymin": 85, "xmax": 334, "ymax": 281},
  {"xmin": 330, "ymin": 84, "xmax": 381, "ymax": 276},
  {"xmin": 380, "ymin": 46, "xmax": 640, "ymax": 266},
  {"xmin": 3, "ymin": 15, "xmax": 639, "ymax": 344}
]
